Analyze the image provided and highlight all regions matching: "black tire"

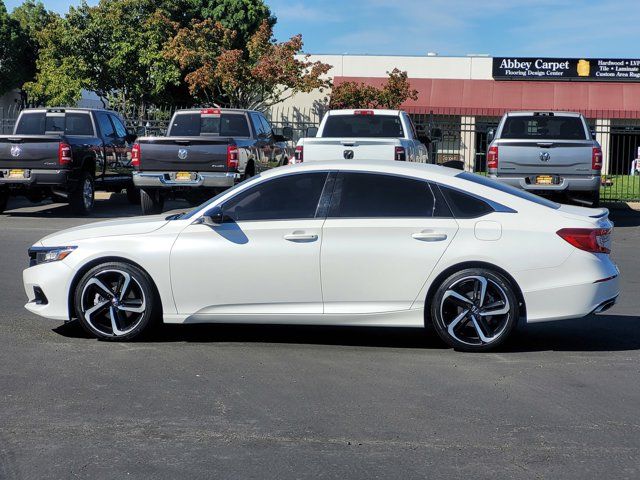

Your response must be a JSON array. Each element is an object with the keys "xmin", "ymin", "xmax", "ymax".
[
  {"xmin": 243, "ymin": 161, "xmax": 255, "ymax": 181},
  {"xmin": 126, "ymin": 185, "xmax": 140, "ymax": 205},
  {"xmin": 590, "ymin": 189, "xmax": 600, "ymax": 208},
  {"xmin": 69, "ymin": 171, "xmax": 95, "ymax": 215},
  {"xmin": 430, "ymin": 268, "xmax": 519, "ymax": 352},
  {"xmin": 73, "ymin": 261, "xmax": 160, "ymax": 341},
  {"xmin": 140, "ymin": 188, "xmax": 164, "ymax": 215},
  {"xmin": 0, "ymin": 189, "xmax": 8, "ymax": 213}
]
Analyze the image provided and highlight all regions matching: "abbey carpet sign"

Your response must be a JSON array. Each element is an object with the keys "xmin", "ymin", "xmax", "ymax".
[{"xmin": 493, "ymin": 57, "xmax": 640, "ymax": 82}]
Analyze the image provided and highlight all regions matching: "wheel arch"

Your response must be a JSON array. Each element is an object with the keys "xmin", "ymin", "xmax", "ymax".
[
  {"xmin": 67, "ymin": 256, "xmax": 163, "ymax": 321},
  {"xmin": 423, "ymin": 261, "xmax": 526, "ymax": 327}
]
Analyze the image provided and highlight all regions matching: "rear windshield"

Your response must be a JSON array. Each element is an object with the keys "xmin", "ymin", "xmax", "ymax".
[
  {"xmin": 169, "ymin": 113, "xmax": 250, "ymax": 137},
  {"xmin": 15, "ymin": 112, "xmax": 94, "ymax": 136},
  {"xmin": 457, "ymin": 172, "xmax": 560, "ymax": 209},
  {"xmin": 322, "ymin": 114, "xmax": 404, "ymax": 138},
  {"xmin": 500, "ymin": 115, "xmax": 587, "ymax": 140}
]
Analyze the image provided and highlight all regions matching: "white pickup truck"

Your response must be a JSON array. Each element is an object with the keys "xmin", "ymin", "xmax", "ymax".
[{"xmin": 293, "ymin": 109, "xmax": 428, "ymax": 163}]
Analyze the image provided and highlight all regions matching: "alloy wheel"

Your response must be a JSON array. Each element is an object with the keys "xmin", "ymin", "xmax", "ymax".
[
  {"xmin": 439, "ymin": 275, "xmax": 511, "ymax": 347},
  {"xmin": 80, "ymin": 269, "xmax": 146, "ymax": 337},
  {"xmin": 83, "ymin": 178, "xmax": 94, "ymax": 211}
]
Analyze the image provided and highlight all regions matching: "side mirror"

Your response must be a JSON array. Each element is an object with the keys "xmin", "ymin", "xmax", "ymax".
[
  {"xmin": 487, "ymin": 128, "xmax": 495, "ymax": 142},
  {"xmin": 430, "ymin": 128, "xmax": 442, "ymax": 140},
  {"xmin": 272, "ymin": 134, "xmax": 286, "ymax": 143},
  {"xmin": 591, "ymin": 130, "xmax": 596, "ymax": 140},
  {"xmin": 305, "ymin": 126, "xmax": 318, "ymax": 137},
  {"xmin": 282, "ymin": 126, "xmax": 293, "ymax": 140},
  {"xmin": 200, "ymin": 206, "xmax": 224, "ymax": 226}
]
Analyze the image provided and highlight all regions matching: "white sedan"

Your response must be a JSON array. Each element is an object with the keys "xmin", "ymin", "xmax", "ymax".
[{"xmin": 23, "ymin": 161, "xmax": 620, "ymax": 352}]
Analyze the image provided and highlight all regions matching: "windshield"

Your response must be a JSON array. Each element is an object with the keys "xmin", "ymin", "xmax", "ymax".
[
  {"xmin": 457, "ymin": 172, "xmax": 560, "ymax": 209},
  {"xmin": 322, "ymin": 114, "xmax": 404, "ymax": 138},
  {"xmin": 169, "ymin": 112, "xmax": 250, "ymax": 137},
  {"xmin": 500, "ymin": 115, "xmax": 587, "ymax": 140}
]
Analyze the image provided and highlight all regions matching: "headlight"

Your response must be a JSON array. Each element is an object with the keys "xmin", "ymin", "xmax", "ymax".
[{"xmin": 28, "ymin": 246, "xmax": 77, "ymax": 266}]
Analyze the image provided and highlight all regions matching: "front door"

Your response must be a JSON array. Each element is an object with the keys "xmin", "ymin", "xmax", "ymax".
[
  {"xmin": 170, "ymin": 171, "xmax": 331, "ymax": 318},
  {"xmin": 321, "ymin": 172, "xmax": 459, "ymax": 314}
]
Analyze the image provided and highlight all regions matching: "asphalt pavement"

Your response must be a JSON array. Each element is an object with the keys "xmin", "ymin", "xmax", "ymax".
[{"xmin": 1, "ymin": 194, "xmax": 639, "ymax": 479}]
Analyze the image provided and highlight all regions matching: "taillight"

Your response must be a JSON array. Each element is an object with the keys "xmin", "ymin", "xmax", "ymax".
[
  {"xmin": 592, "ymin": 147, "xmax": 603, "ymax": 170},
  {"xmin": 58, "ymin": 142, "xmax": 72, "ymax": 166},
  {"xmin": 487, "ymin": 146, "xmax": 498, "ymax": 169},
  {"xmin": 227, "ymin": 145, "xmax": 239, "ymax": 169},
  {"xmin": 131, "ymin": 143, "xmax": 141, "ymax": 168},
  {"xmin": 557, "ymin": 228, "xmax": 611, "ymax": 254},
  {"xmin": 395, "ymin": 146, "xmax": 406, "ymax": 161},
  {"xmin": 294, "ymin": 145, "xmax": 303, "ymax": 162}
]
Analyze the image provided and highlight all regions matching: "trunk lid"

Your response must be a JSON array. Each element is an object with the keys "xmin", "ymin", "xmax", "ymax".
[
  {"xmin": 0, "ymin": 135, "xmax": 63, "ymax": 170},
  {"xmin": 301, "ymin": 138, "xmax": 402, "ymax": 162},
  {"xmin": 137, "ymin": 137, "xmax": 230, "ymax": 172}
]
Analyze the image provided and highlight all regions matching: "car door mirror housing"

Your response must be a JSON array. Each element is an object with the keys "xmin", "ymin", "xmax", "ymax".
[
  {"xmin": 431, "ymin": 128, "xmax": 443, "ymax": 140},
  {"xmin": 281, "ymin": 126, "xmax": 293, "ymax": 140},
  {"xmin": 305, "ymin": 127, "xmax": 318, "ymax": 137},
  {"xmin": 487, "ymin": 128, "xmax": 495, "ymax": 142},
  {"xmin": 200, "ymin": 206, "xmax": 225, "ymax": 226}
]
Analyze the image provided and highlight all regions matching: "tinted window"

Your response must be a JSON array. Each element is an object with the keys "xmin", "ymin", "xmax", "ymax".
[
  {"xmin": 96, "ymin": 112, "xmax": 115, "ymax": 138},
  {"xmin": 329, "ymin": 173, "xmax": 435, "ymax": 218},
  {"xmin": 322, "ymin": 115, "xmax": 404, "ymax": 138},
  {"xmin": 457, "ymin": 172, "xmax": 560, "ymax": 209},
  {"xmin": 65, "ymin": 113, "xmax": 93, "ymax": 136},
  {"xmin": 259, "ymin": 115, "xmax": 272, "ymax": 137},
  {"xmin": 15, "ymin": 112, "xmax": 46, "ymax": 134},
  {"xmin": 109, "ymin": 114, "xmax": 127, "ymax": 138},
  {"xmin": 438, "ymin": 185, "xmax": 494, "ymax": 218},
  {"xmin": 170, "ymin": 113, "xmax": 250, "ymax": 137},
  {"xmin": 223, "ymin": 173, "xmax": 328, "ymax": 221},
  {"xmin": 500, "ymin": 115, "xmax": 587, "ymax": 140}
]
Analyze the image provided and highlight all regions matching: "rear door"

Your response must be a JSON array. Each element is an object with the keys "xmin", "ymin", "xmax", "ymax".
[
  {"xmin": 107, "ymin": 113, "xmax": 133, "ymax": 178},
  {"xmin": 497, "ymin": 115, "xmax": 593, "ymax": 176},
  {"xmin": 320, "ymin": 172, "xmax": 459, "ymax": 314},
  {"xmin": 95, "ymin": 111, "xmax": 117, "ymax": 179}
]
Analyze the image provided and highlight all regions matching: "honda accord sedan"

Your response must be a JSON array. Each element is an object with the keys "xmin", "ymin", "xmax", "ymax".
[{"xmin": 23, "ymin": 161, "xmax": 620, "ymax": 351}]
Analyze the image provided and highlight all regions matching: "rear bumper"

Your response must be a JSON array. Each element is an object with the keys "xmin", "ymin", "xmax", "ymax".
[
  {"xmin": 489, "ymin": 173, "xmax": 600, "ymax": 192},
  {"xmin": 133, "ymin": 171, "xmax": 239, "ymax": 189},
  {"xmin": 0, "ymin": 168, "xmax": 70, "ymax": 188}
]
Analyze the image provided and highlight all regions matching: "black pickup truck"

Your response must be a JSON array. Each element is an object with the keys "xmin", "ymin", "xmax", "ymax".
[
  {"xmin": 132, "ymin": 108, "xmax": 293, "ymax": 214},
  {"xmin": 0, "ymin": 108, "xmax": 137, "ymax": 215}
]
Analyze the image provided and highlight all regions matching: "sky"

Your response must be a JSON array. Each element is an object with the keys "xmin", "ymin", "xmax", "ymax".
[{"xmin": 4, "ymin": 0, "xmax": 639, "ymax": 58}]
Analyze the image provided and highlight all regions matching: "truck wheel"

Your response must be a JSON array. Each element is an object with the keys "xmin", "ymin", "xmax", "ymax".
[
  {"xmin": 243, "ymin": 161, "xmax": 255, "ymax": 181},
  {"xmin": 126, "ymin": 186, "xmax": 140, "ymax": 205},
  {"xmin": 70, "ymin": 172, "xmax": 95, "ymax": 215},
  {"xmin": 590, "ymin": 189, "xmax": 600, "ymax": 208},
  {"xmin": 0, "ymin": 190, "xmax": 8, "ymax": 213},
  {"xmin": 140, "ymin": 189, "xmax": 164, "ymax": 215}
]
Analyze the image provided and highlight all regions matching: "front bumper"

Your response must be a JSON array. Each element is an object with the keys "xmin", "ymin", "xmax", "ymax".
[
  {"xmin": 23, "ymin": 261, "xmax": 75, "ymax": 321},
  {"xmin": 133, "ymin": 171, "xmax": 239, "ymax": 189},
  {"xmin": 0, "ymin": 169, "xmax": 70, "ymax": 187},
  {"xmin": 489, "ymin": 173, "xmax": 600, "ymax": 192}
]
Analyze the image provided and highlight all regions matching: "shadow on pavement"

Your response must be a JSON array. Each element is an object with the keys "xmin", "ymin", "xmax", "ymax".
[
  {"xmin": 53, "ymin": 313, "xmax": 640, "ymax": 352},
  {"xmin": 608, "ymin": 205, "xmax": 640, "ymax": 228}
]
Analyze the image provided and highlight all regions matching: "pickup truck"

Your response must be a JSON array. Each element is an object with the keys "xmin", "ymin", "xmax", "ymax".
[
  {"xmin": 0, "ymin": 108, "xmax": 137, "ymax": 215},
  {"xmin": 132, "ymin": 108, "xmax": 293, "ymax": 214},
  {"xmin": 292, "ymin": 109, "xmax": 429, "ymax": 164},
  {"xmin": 487, "ymin": 111, "xmax": 602, "ymax": 206}
]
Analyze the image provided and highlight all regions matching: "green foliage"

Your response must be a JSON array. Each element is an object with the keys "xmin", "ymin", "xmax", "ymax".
[
  {"xmin": 329, "ymin": 69, "xmax": 418, "ymax": 110},
  {"xmin": 0, "ymin": 0, "xmax": 31, "ymax": 96}
]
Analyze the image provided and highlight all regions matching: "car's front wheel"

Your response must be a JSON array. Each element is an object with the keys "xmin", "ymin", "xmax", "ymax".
[
  {"xmin": 430, "ymin": 268, "xmax": 519, "ymax": 352},
  {"xmin": 73, "ymin": 262, "xmax": 159, "ymax": 341}
]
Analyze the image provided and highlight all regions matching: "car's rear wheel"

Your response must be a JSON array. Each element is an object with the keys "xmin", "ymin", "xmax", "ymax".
[
  {"xmin": 140, "ymin": 188, "xmax": 164, "ymax": 215},
  {"xmin": 430, "ymin": 268, "xmax": 519, "ymax": 352},
  {"xmin": 74, "ymin": 262, "xmax": 159, "ymax": 341},
  {"xmin": 70, "ymin": 172, "xmax": 95, "ymax": 215}
]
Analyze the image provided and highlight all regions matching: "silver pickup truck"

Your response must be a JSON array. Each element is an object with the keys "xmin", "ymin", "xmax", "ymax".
[{"xmin": 487, "ymin": 111, "xmax": 602, "ymax": 206}]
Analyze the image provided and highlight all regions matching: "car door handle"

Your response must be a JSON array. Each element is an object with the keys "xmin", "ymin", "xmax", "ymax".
[
  {"xmin": 412, "ymin": 231, "xmax": 448, "ymax": 242},
  {"xmin": 284, "ymin": 233, "xmax": 318, "ymax": 242}
]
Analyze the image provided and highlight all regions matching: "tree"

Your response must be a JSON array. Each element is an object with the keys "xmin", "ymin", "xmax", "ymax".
[
  {"xmin": 0, "ymin": 0, "xmax": 31, "ymax": 97},
  {"xmin": 329, "ymin": 69, "xmax": 418, "ymax": 110},
  {"xmin": 165, "ymin": 19, "xmax": 332, "ymax": 109}
]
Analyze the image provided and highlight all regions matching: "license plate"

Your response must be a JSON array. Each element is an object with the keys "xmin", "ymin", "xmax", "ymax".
[
  {"xmin": 8, "ymin": 169, "xmax": 25, "ymax": 179},
  {"xmin": 535, "ymin": 175, "xmax": 554, "ymax": 185},
  {"xmin": 175, "ymin": 172, "xmax": 192, "ymax": 181}
]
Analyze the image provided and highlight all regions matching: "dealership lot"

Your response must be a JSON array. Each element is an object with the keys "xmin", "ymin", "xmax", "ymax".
[{"xmin": 1, "ymin": 196, "xmax": 639, "ymax": 479}]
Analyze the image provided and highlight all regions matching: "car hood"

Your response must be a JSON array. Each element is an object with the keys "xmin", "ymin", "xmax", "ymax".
[{"xmin": 38, "ymin": 215, "xmax": 170, "ymax": 246}]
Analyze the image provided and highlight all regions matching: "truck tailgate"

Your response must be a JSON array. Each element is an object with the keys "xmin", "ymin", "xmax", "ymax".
[
  {"xmin": 0, "ymin": 135, "xmax": 62, "ymax": 170},
  {"xmin": 137, "ymin": 137, "xmax": 231, "ymax": 172},
  {"xmin": 497, "ymin": 140, "xmax": 594, "ymax": 175},
  {"xmin": 302, "ymin": 138, "xmax": 401, "ymax": 162}
]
